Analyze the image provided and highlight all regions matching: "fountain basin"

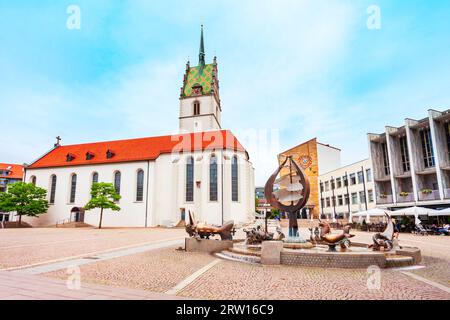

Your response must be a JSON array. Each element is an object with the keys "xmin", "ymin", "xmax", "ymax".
[{"xmin": 217, "ymin": 241, "xmax": 421, "ymax": 269}]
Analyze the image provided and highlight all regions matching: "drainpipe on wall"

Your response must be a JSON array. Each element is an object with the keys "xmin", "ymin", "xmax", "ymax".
[
  {"xmin": 361, "ymin": 166, "xmax": 368, "ymax": 211},
  {"xmin": 345, "ymin": 172, "xmax": 351, "ymax": 218},
  {"xmin": 221, "ymin": 150, "xmax": 224, "ymax": 225},
  {"xmin": 144, "ymin": 160, "xmax": 150, "ymax": 227},
  {"xmin": 331, "ymin": 176, "xmax": 337, "ymax": 222},
  {"xmin": 319, "ymin": 179, "xmax": 324, "ymax": 218}
]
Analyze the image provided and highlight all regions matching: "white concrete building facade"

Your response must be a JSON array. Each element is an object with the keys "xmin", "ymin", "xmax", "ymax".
[
  {"xmin": 368, "ymin": 108, "xmax": 450, "ymax": 210},
  {"xmin": 319, "ymin": 159, "xmax": 375, "ymax": 220}
]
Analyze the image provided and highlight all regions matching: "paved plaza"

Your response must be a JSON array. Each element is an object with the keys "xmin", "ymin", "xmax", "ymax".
[{"xmin": 0, "ymin": 227, "xmax": 449, "ymax": 300}]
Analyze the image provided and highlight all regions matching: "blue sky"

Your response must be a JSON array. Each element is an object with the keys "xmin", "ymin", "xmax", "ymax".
[{"xmin": 1, "ymin": 0, "xmax": 449, "ymax": 185}]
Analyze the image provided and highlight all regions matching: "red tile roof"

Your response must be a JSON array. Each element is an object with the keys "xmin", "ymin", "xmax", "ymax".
[
  {"xmin": 0, "ymin": 163, "xmax": 24, "ymax": 179},
  {"xmin": 28, "ymin": 130, "xmax": 246, "ymax": 169}
]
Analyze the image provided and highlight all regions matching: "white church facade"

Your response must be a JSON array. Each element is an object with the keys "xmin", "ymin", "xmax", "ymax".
[{"xmin": 23, "ymin": 28, "xmax": 256, "ymax": 228}]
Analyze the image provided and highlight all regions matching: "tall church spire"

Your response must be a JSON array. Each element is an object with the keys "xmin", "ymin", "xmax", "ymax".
[{"xmin": 199, "ymin": 25, "xmax": 205, "ymax": 68}]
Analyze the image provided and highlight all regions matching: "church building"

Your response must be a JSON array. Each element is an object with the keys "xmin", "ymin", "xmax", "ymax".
[{"xmin": 23, "ymin": 27, "xmax": 255, "ymax": 228}]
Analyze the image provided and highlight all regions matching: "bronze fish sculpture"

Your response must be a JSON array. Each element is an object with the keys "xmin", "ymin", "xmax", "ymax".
[
  {"xmin": 319, "ymin": 220, "xmax": 355, "ymax": 245},
  {"xmin": 185, "ymin": 211, "xmax": 234, "ymax": 241}
]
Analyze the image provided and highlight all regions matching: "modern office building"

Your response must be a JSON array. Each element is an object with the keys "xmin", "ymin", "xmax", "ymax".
[
  {"xmin": 278, "ymin": 138, "xmax": 341, "ymax": 219},
  {"xmin": 318, "ymin": 159, "xmax": 375, "ymax": 220},
  {"xmin": 368, "ymin": 108, "xmax": 450, "ymax": 210}
]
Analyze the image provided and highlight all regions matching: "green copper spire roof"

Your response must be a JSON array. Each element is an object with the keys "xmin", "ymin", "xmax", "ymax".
[
  {"xmin": 181, "ymin": 25, "xmax": 220, "ymax": 100},
  {"xmin": 199, "ymin": 25, "xmax": 205, "ymax": 68}
]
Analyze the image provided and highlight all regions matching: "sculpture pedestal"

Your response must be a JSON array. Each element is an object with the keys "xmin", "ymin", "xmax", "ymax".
[
  {"xmin": 261, "ymin": 241, "xmax": 283, "ymax": 265},
  {"xmin": 185, "ymin": 238, "xmax": 233, "ymax": 253}
]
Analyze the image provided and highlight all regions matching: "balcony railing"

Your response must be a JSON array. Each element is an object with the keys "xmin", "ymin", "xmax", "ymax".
[
  {"xmin": 397, "ymin": 193, "xmax": 414, "ymax": 203},
  {"xmin": 376, "ymin": 194, "xmax": 393, "ymax": 204},
  {"xmin": 444, "ymin": 188, "xmax": 450, "ymax": 199},
  {"xmin": 418, "ymin": 190, "xmax": 440, "ymax": 201}
]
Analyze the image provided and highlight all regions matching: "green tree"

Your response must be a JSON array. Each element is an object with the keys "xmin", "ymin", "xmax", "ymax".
[
  {"xmin": 0, "ymin": 182, "xmax": 49, "ymax": 226},
  {"xmin": 84, "ymin": 182, "xmax": 121, "ymax": 229}
]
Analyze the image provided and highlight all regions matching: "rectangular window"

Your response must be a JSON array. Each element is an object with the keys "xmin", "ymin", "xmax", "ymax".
[
  {"xmin": 446, "ymin": 122, "xmax": 450, "ymax": 162},
  {"xmin": 366, "ymin": 168, "xmax": 372, "ymax": 182},
  {"xmin": 351, "ymin": 192, "xmax": 358, "ymax": 205},
  {"xmin": 399, "ymin": 136, "xmax": 410, "ymax": 172},
  {"xmin": 337, "ymin": 195, "xmax": 343, "ymax": 206},
  {"xmin": 350, "ymin": 173, "xmax": 356, "ymax": 185},
  {"xmin": 368, "ymin": 189, "xmax": 374, "ymax": 203},
  {"xmin": 324, "ymin": 181, "xmax": 329, "ymax": 191},
  {"xmin": 357, "ymin": 171, "xmax": 364, "ymax": 184},
  {"xmin": 336, "ymin": 178, "xmax": 342, "ymax": 189},
  {"xmin": 420, "ymin": 127, "xmax": 435, "ymax": 168},
  {"xmin": 344, "ymin": 194, "xmax": 349, "ymax": 205},
  {"xmin": 359, "ymin": 191, "xmax": 366, "ymax": 204},
  {"xmin": 326, "ymin": 197, "xmax": 331, "ymax": 207},
  {"xmin": 381, "ymin": 142, "xmax": 390, "ymax": 175}
]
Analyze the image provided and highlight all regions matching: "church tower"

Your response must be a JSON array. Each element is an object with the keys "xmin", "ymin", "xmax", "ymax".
[{"xmin": 179, "ymin": 26, "xmax": 222, "ymax": 133}]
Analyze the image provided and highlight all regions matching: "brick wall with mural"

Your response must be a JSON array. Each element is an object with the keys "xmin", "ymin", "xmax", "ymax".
[{"xmin": 278, "ymin": 138, "xmax": 319, "ymax": 219}]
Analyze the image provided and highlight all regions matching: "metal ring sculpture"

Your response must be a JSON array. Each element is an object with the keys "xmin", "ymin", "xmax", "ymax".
[{"xmin": 264, "ymin": 156, "xmax": 310, "ymax": 213}]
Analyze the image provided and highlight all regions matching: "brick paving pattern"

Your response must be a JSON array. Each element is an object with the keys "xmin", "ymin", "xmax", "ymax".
[
  {"xmin": 177, "ymin": 260, "xmax": 450, "ymax": 300},
  {"xmin": 0, "ymin": 227, "xmax": 186, "ymax": 269},
  {"xmin": 0, "ymin": 227, "xmax": 449, "ymax": 300},
  {"xmin": 45, "ymin": 247, "xmax": 217, "ymax": 293},
  {"xmin": 0, "ymin": 271, "xmax": 185, "ymax": 300}
]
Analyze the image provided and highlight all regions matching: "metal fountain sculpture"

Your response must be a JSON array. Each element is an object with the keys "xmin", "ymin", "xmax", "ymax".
[
  {"xmin": 316, "ymin": 220, "xmax": 355, "ymax": 252},
  {"xmin": 185, "ymin": 211, "xmax": 235, "ymax": 241},
  {"xmin": 244, "ymin": 225, "xmax": 285, "ymax": 245},
  {"xmin": 264, "ymin": 155, "xmax": 310, "ymax": 240},
  {"xmin": 369, "ymin": 212, "xmax": 397, "ymax": 251}
]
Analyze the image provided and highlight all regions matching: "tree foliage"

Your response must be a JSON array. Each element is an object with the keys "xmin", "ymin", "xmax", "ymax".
[
  {"xmin": 0, "ymin": 182, "xmax": 49, "ymax": 225},
  {"xmin": 84, "ymin": 182, "xmax": 121, "ymax": 228}
]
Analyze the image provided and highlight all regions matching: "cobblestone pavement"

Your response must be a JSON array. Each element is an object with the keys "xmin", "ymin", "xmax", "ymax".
[
  {"xmin": 0, "ymin": 271, "xmax": 186, "ymax": 300},
  {"xmin": 2, "ymin": 227, "xmax": 449, "ymax": 299},
  {"xmin": 45, "ymin": 247, "xmax": 217, "ymax": 293},
  {"xmin": 346, "ymin": 229, "xmax": 450, "ymax": 288},
  {"xmin": 178, "ymin": 260, "xmax": 450, "ymax": 300},
  {"xmin": 0, "ymin": 227, "xmax": 186, "ymax": 269}
]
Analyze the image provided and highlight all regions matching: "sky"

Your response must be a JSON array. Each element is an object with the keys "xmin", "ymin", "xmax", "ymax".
[{"xmin": 0, "ymin": 0, "xmax": 449, "ymax": 185}]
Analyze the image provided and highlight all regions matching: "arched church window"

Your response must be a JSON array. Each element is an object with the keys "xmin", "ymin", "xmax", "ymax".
[
  {"xmin": 30, "ymin": 176, "xmax": 36, "ymax": 185},
  {"xmin": 69, "ymin": 174, "xmax": 77, "ymax": 204},
  {"xmin": 136, "ymin": 169, "xmax": 144, "ymax": 202},
  {"xmin": 231, "ymin": 155, "xmax": 238, "ymax": 202},
  {"xmin": 193, "ymin": 101, "xmax": 200, "ymax": 116},
  {"xmin": 210, "ymin": 155, "xmax": 218, "ymax": 201},
  {"xmin": 92, "ymin": 172, "xmax": 98, "ymax": 184},
  {"xmin": 49, "ymin": 175, "xmax": 57, "ymax": 204},
  {"xmin": 186, "ymin": 157, "xmax": 194, "ymax": 202},
  {"xmin": 114, "ymin": 171, "xmax": 121, "ymax": 195}
]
